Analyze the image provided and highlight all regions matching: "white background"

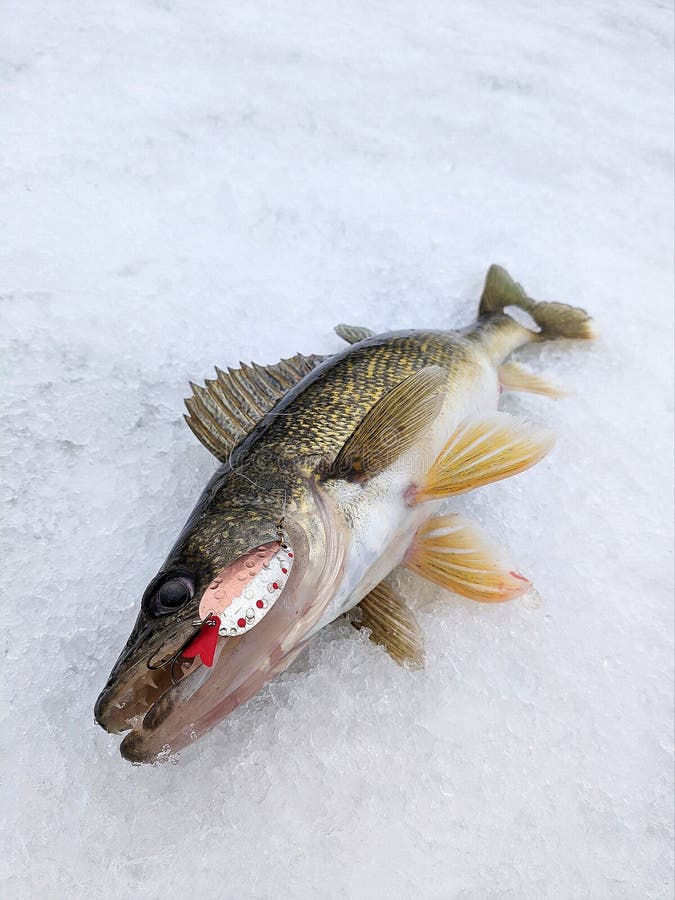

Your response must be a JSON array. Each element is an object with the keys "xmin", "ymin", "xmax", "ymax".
[{"xmin": 1, "ymin": 1, "xmax": 673, "ymax": 897}]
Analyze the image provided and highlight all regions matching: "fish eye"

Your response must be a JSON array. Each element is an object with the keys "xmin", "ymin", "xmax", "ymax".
[{"xmin": 149, "ymin": 575, "xmax": 194, "ymax": 616}]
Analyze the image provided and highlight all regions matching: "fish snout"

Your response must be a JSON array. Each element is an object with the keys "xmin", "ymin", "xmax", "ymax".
[
  {"xmin": 94, "ymin": 683, "xmax": 130, "ymax": 734},
  {"xmin": 94, "ymin": 647, "xmax": 179, "ymax": 735}
]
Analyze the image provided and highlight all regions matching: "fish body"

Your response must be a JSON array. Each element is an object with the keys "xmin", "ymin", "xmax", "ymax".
[
  {"xmin": 94, "ymin": 266, "xmax": 593, "ymax": 763},
  {"xmin": 308, "ymin": 331, "xmax": 495, "ymax": 631}
]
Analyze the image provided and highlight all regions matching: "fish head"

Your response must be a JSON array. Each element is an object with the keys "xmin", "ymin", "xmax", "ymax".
[{"xmin": 94, "ymin": 464, "xmax": 347, "ymax": 763}]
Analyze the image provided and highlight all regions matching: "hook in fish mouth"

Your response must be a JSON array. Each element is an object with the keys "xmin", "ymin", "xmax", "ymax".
[
  {"xmin": 95, "ymin": 482, "xmax": 344, "ymax": 763},
  {"xmin": 93, "ymin": 524, "xmax": 330, "ymax": 762},
  {"xmin": 93, "ymin": 629, "xmax": 201, "ymax": 737},
  {"xmin": 93, "ymin": 612, "xmax": 228, "ymax": 750}
]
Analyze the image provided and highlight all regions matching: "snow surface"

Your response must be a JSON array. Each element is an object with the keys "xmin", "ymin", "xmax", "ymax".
[{"xmin": 1, "ymin": 1, "xmax": 673, "ymax": 897}]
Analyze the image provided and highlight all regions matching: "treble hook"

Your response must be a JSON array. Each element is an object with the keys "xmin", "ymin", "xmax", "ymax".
[
  {"xmin": 147, "ymin": 641, "xmax": 188, "ymax": 685},
  {"xmin": 275, "ymin": 515, "xmax": 288, "ymax": 549},
  {"xmin": 147, "ymin": 612, "xmax": 216, "ymax": 684}
]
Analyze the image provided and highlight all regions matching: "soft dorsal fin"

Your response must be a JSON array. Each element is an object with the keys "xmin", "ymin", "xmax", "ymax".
[
  {"xmin": 351, "ymin": 580, "xmax": 424, "ymax": 668},
  {"xmin": 185, "ymin": 353, "xmax": 326, "ymax": 460},
  {"xmin": 334, "ymin": 323, "xmax": 374, "ymax": 344},
  {"xmin": 322, "ymin": 365, "xmax": 447, "ymax": 482}
]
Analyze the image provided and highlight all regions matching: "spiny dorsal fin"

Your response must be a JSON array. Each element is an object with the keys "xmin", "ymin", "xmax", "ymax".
[
  {"xmin": 411, "ymin": 411, "xmax": 555, "ymax": 503},
  {"xmin": 335, "ymin": 323, "xmax": 374, "ymax": 344},
  {"xmin": 351, "ymin": 581, "xmax": 424, "ymax": 668},
  {"xmin": 185, "ymin": 353, "xmax": 325, "ymax": 460},
  {"xmin": 405, "ymin": 514, "xmax": 531, "ymax": 602},
  {"xmin": 323, "ymin": 365, "xmax": 447, "ymax": 482}
]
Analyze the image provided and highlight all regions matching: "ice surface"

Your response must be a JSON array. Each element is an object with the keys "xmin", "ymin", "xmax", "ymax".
[{"xmin": 1, "ymin": 1, "xmax": 673, "ymax": 897}]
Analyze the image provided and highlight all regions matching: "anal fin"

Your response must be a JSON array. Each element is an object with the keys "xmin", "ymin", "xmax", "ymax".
[
  {"xmin": 351, "ymin": 581, "xmax": 424, "ymax": 668},
  {"xmin": 405, "ymin": 514, "xmax": 531, "ymax": 602},
  {"xmin": 499, "ymin": 362, "xmax": 566, "ymax": 399},
  {"xmin": 411, "ymin": 411, "xmax": 554, "ymax": 503}
]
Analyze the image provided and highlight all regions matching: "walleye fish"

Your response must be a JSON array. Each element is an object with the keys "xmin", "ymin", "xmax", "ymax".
[{"xmin": 95, "ymin": 266, "xmax": 594, "ymax": 763}]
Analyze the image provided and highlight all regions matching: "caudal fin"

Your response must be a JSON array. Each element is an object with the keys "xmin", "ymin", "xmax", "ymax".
[{"xmin": 479, "ymin": 265, "xmax": 595, "ymax": 341}]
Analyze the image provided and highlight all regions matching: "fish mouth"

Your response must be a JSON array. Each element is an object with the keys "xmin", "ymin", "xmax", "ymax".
[
  {"xmin": 115, "ymin": 624, "xmax": 307, "ymax": 764},
  {"xmin": 94, "ymin": 590, "xmax": 305, "ymax": 764},
  {"xmin": 93, "ymin": 630, "xmax": 204, "ymax": 737},
  {"xmin": 95, "ymin": 513, "xmax": 347, "ymax": 763}
]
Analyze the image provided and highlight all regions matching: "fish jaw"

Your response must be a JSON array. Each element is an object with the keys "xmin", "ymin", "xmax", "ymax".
[
  {"xmin": 94, "ymin": 615, "xmax": 197, "ymax": 736},
  {"xmin": 112, "ymin": 486, "xmax": 349, "ymax": 763}
]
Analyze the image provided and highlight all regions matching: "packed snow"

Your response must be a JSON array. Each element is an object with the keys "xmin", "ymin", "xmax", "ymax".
[{"xmin": 1, "ymin": 1, "xmax": 673, "ymax": 897}]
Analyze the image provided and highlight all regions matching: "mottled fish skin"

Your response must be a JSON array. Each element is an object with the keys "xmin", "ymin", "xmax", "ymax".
[
  {"xmin": 95, "ymin": 266, "xmax": 594, "ymax": 762},
  {"xmin": 127, "ymin": 333, "xmax": 469, "ymax": 595},
  {"xmin": 239, "ymin": 331, "xmax": 481, "ymax": 457},
  {"xmin": 176, "ymin": 330, "xmax": 482, "ymax": 559}
]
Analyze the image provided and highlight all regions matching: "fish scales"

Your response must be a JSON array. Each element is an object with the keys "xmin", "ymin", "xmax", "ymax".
[{"xmin": 94, "ymin": 266, "xmax": 594, "ymax": 763}]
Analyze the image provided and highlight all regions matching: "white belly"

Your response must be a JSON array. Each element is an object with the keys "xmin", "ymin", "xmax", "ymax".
[{"xmin": 309, "ymin": 352, "xmax": 499, "ymax": 635}]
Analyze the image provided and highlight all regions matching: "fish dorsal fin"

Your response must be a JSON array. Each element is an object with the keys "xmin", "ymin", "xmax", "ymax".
[
  {"xmin": 351, "ymin": 580, "xmax": 424, "ymax": 668},
  {"xmin": 334, "ymin": 323, "xmax": 374, "ymax": 344},
  {"xmin": 323, "ymin": 365, "xmax": 447, "ymax": 482},
  {"xmin": 185, "ymin": 353, "xmax": 326, "ymax": 460}
]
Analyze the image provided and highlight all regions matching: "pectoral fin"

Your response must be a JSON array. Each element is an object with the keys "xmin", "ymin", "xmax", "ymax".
[
  {"xmin": 411, "ymin": 411, "xmax": 554, "ymax": 503},
  {"xmin": 323, "ymin": 365, "xmax": 447, "ymax": 482},
  {"xmin": 405, "ymin": 514, "xmax": 531, "ymax": 602},
  {"xmin": 499, "ymin": 362, "xmax": 566, "ymax": 399},
  {"xmin": 351, "ymin": 581, "xmax": 425, "ymax": 668}
]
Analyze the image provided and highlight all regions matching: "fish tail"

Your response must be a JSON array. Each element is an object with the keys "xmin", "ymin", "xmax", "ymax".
[{"xmin": 475, "ymin": 265, "xmax": 595, "ymax": 362}]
